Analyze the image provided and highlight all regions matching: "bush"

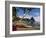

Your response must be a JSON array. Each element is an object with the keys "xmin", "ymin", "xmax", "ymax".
[{"xmin": 12, "ymin": 16, "xmax": 16, "ymax": 22}]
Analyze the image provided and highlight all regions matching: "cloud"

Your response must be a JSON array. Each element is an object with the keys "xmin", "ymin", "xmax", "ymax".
[
  {"xmin": 33, "ymin": 16, "xmax": 40, "ymax": 22},
  {"xmin": 18, "ymin": 15, "xmax": 40, "ymax": 22},
  {"xmin": 18, "ymin": 15, "xmax": 32, "ymax": 19},
  {"xmin": 24, "ymin": 15, "xmax": 32, "ymax": 19}
]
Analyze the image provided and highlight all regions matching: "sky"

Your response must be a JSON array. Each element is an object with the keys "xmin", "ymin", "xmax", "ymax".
[
  {"xmin": 15, "ymin": 7, "xmax": 40, "ymax": 22},
  {"xmin": 16, "ymin": 7, "xmax": 40, "ymax": 17}
]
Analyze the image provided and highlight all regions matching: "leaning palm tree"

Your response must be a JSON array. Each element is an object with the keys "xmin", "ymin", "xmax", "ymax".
[
  {"xmin": 21, "ymin": 8, "xmax": 32, "ymax": 25},
  {"xmin": 23, "ymin": 8, "xmax": 32, "ymax": 18}
]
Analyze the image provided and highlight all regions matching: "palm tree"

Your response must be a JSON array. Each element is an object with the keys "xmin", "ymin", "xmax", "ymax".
[
  {"xmin": 12, "ymin": 7, "xmax": 16, "ymax": 17},
  {"xmin": 23, "ymin": 8, "xmax": 32, "ymax": 18},
  {"xmin": 20, "ymin": 8, "xmax": 32, "ymax": 25},
  {"xmin": 12, "ymin": 7, "xmax": 16, "ymax": 22}
]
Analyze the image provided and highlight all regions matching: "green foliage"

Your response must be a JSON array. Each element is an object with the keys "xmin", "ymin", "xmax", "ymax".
[
  {"xmin": 12, "ymin": 16, "xmax": 16, "ymax": 22},
  {"xmin": 12, "ymin": 16, "xmax": 21, "ymax": 22}
]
